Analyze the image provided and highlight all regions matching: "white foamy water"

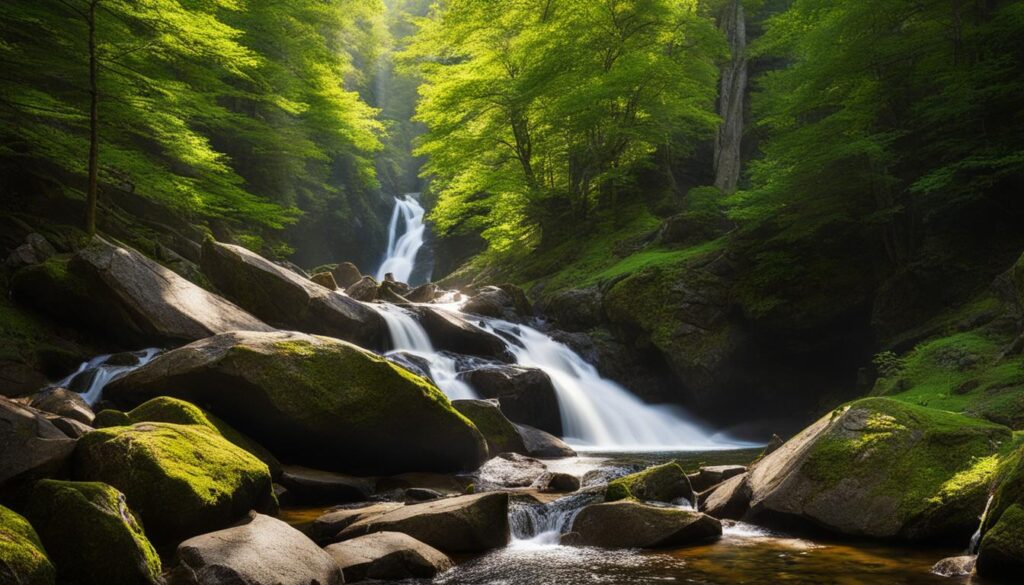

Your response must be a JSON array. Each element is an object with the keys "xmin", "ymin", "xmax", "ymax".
[
  {"xmin": 55, "ymin": 348, "xmax": 161, "ymax": 405},
  {"xmin": 478, "ymin": 318, "xmax": 756, "ymax": 451},
  {"xmin": 376, "ymin": 194, "xmax": 426, "ymax": 284},
  {"xmin": 374, "ymin": 303, "xmax": 477, "ymax": 400}
]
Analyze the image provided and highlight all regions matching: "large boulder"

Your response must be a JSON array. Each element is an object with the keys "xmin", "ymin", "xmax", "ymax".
[
  {"xmin": 29, "ymin": 387, "xmax": 94, "ymax": 425},
  {"xmin": 452, "ymin": 399, "xmax": 527, "ymax": 456},
  {"xmin": 0, "ymin": 504, "xmax": 55, "ymax": 585},
  {"xmin": 105, "ymin": 331, "xmax": 488, "ymax": 474},
  {"xmin": 201, "ymin": 239, "xmax": 384, "ymax": 348},
  {"xmin": 460, "ymin": 366, "xmax": 562, "ymax": 435},
  {"xmin": 73, "ymin": 421, "xmax": 276, "ymax": 542},
  {"xmin": 606, "ymin": 461, "xmax": 693, "ymax": 504},
  {"xmin": 0, "ymin": 398, "xmax": 76, "ymax": 490},
  {"xmin": 701, "ymin": 473, "xmax": 751, "ymax": 520},
  {"xmin": 564, "ymin": 501, "xmax": 721, "ymax": 548},
  {"xmin": 173, "ymin": 512, "xmax": 343, "ymax": 585},
  {"xmin": 324, "ymin": 531, "xmax": 453, "ymax": 582},
  {"xmin": 345, "ymin": 275, "xmax": 379, "ymax": 302},
  {"xmin": 310, "ymin": 271, "xmax": 338, "ymax": 290},
  {"xmin": 405, "ymin": 306, "xmax": 513, "ymax": 362},
  {"xmin": 120, "ymin": 396, "xmax": 281, "ymax": 478},
  {"xmin": 741, "ymin": 398, "xmax": 1012, "ymax": 541},
  {"xmin": 688, "ymin": 465, "xmax": 747, "ymax": 493},
  {"xmin": 977, "ymin": 445, "xmax": 1024, "ymax": 580},
  {"xmin": 543, "ymin": 287, "xmax": 604, "ymax": 332},
  {"xmin": 26, "ymin": 480, "xmax": 161, "ymax": 585},
  {"xmin": 515, "ymin": 424, "xmax": 576, "ymax": 459},
  {"xmin": 12, "ymin": 238, "xmax": 273, "ymax": 346},
  {"xmin": 461, "ymin": 285, "xmax": 525, "ymax": 321},
  {"xmin": 336, "ymin": 493, "xmax": 510, "ymax": 553}
]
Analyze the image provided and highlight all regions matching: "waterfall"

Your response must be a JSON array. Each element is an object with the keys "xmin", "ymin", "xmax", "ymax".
[
  {"xmin": 375, "ymin": 303, "xmax": 477, "ymax": 400},
  {"xmin": 510, "ymin": 492, "xmax": 600, "ymax": 546},
  {"xmin": 478, "ymin": 318, "xmax": 752, "ymax": 451},
  {"xmin": 54, "ymin": 348, "xmax": 161, "ymax": 405},
  {"xmin": 969, "ymin": 494, "xmax": 995, "ymax": 554},
  {"xmin": 376, "ymin": 194, "xmax": 426, "ymax": 284}
]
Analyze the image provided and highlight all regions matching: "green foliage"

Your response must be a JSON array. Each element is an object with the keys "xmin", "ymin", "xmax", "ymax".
[
  {"xmin": 0, "ymin": 0, "xmax": 385, "ymax": 238},
  {"xmin": 409, "ymin": 0, "xmax": 724, "ymax": 253}
]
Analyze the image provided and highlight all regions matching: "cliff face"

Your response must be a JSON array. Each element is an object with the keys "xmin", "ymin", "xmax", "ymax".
[{"xmin": 713, "ymin": 0, "xmax": 748, "ymax": 194}]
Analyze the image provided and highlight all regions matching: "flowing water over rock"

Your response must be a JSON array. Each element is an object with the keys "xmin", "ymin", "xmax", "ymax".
[
  {"xmin": 478, "ymin": 318, "xmax": 754, "ymax": 451},
  {"xmin": 55, "ymin": 348, "xmax": 161, "ymax": 405},
  {"xmin": 377, "ymin": 194, "xmax": 427, "ymax": 284}
]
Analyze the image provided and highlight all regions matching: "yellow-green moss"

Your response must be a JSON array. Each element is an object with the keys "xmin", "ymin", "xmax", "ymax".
[
  {"xmin": 26, "ymin": 480, "xmax": 160, "ymax": 585},
  {"xmin": 605, "ymin": 461, "xmax": 690, "ymax": 503},
  {"xmin": 93, "ymin": 409, "xmax": 131, "ymax": 428},
  {"xmin": 73, "ymin": 422, "xmax": 276, "ymax": 542},
  {"xmin": 978, "ymin": 504, "xmax": 1024, "ymax": 578},
  {"xmin": 0, "ymin": 505, "xmax": 54, "ymax": 585},
  {"xmin": 452, "ymin": 400, "xmax": 524, "ymax": 456},
  {"xmin": 804, "ymin": 398, "xmax": 1012, "ymax": 536},
  {"xmin": 126, "ymin": 396, "xmax": 281, "ymax": 476}
]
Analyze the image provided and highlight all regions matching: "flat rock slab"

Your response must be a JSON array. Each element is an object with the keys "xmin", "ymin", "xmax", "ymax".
[
  {"xmin": 311, "ymin": 502, "xmax": 405, "ymax": 545},
  {"xmin": 337, "ymin": 493, "xmax": 510, "ymax": 553},
  {"xmin": 325, "ymin": 531, "xmax": 453, "ymax": 582},
  {"xmin": 280, "ymin": 465, "xmax": 373, "ymax": 504},
  {"xmin": 175, "ymin": 513, "xmax": 343, "ymax": 585}
]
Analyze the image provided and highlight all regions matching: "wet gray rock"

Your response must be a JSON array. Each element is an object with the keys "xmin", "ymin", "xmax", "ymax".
[
  {"xmin": 174, "ymin": 512, "xmax": 343, "ymax": 585},
  {"xmin": 325, "ymin": 531, "xmax": 453, "ymax": 582},
  {"xmin": 477, "ymin": 453, "xmax": 547, "ymax": 489},
  {"xmin": 346, "ymin": 275, "xmax": 379, "ymax": 302},
  {"xmin": 0, "ymin": 398, "xmax": 76, "ymax": 489},
  {"xmin": 515, "ymin": 424, "xmax": 576, "ymax": 459},
  {"xmin": 564, "ymin": 501, "xmax": 722, "ymax": 549},
  {"xmin": 406, "ymin": 305, "xmax": 513, "ymax": 362},
  {"xmin": 30, "ymin": 387, "xmax": 94, "ymax": 425},
  {"xmin": 310, "ymin": 502, "xmax": 405, "ymax": 545},
  {"xmin": 279, "ymin": 465, "xmax": 373, "ymax": 504},
  {"xmin": 332, "ymin": 262, "xmax": 363, "ymax": 289},
  {"xmin": 461, "ymin": 365, "xmax": 562, "ymax": 435}
]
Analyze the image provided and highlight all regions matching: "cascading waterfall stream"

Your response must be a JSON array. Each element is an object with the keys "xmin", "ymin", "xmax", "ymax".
[
  {"xmin": 375, "ymin": 303, "xmax": 477, "ymax": 400},
  {"xmin": 969, "ymin": 494, "xmax": 995, "ymax": 554},
  {"xmin": 376, "ymin": 194, "xmax": 427, "ymax": 284},
  {"xmin": 509, "ymin": 492, "xmax": 601, "ymax": 546},
  {"xmin": 54, "ymin": 348, "xmax": 161, "ymax": 405},
  {"xmin": 478, "ymin": 317, "xmax": 752, "ymax": 451}
]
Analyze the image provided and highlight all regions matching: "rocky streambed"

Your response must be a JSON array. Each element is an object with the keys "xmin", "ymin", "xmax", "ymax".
[{"xmin": 1, "ymin": 232, "xmax": 1022, "ymax": 585}]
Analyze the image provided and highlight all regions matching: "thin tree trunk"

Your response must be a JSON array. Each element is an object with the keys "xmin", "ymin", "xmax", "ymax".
[
  {"xmin": 713, "ymin": 0, "xmax": 747, "ymax": 194},
  {"xmin": 85, "ymin": 0, "xmax": 100, "ymax": 236}
]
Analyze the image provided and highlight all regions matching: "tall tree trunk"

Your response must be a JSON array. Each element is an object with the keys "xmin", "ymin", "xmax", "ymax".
[
  {"xmin": 85, "ymin": 0, "xmax": 100, "ymax": 236},
  {"xmin": 713, "ymin": 0, "xmax": 747, "ymax": 194}
]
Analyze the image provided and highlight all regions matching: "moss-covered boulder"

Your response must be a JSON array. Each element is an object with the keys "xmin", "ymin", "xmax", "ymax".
[
  {"xmin": 73, "ymin": 421, "xmax": 276, "ymax": 543},
  {"xmin": 25, "ymin": 480, "xmax": 160, "ymax": 585},
  {"xmin": 977, "ymin": 444, "xmax": 1024, "ymax": 580},
  {"xmin": 605, "ymin": 461, "xmax": 693, "ymax": 503},
  {"xmin": 93, "ymin": 409, "xmax": 131, "ymax": 428},
  {"xmin": 123, "ymin": 396, "xmax": 281, "ymax": 477},
  {"xmin": 105, "ymin": 331, "xmax": 488, "ymax": 474},
  {"xmin": 743, "ymin": 398, "xmax": 1012, "ymax": 541},
  {"xmin": 0, "ymin": 504, "xmax": 55, "ymax": 585},
  {"xmin": 452, "ymin": 399, "xmax": 525, "ymax": 456}
]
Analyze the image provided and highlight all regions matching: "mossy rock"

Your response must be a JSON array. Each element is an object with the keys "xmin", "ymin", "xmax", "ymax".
[
  {"xmin": 0, "ymin": 504, "xmax": 55, "ymax": 585},
  {"xmin": 73, "ymin": 421, "xmax": 277, "ymax": 543},
  {"xmin": 977, "ymin": 443, "xmax": 1024, "ymax": 579},
  {"xmin": 605, "ymin": 461, "xmax": 692, "ymax": 503},
  {"xmin": 125, "ymin": 396, "xmax": 282, "ymax": 477},
  {"xmin": 452, "ymin": 399, "xmax": 525, "ymax": 456},
  {"xmin": 105, "ymin": 331, "xmax": 488, "ymax": 474},
  {"xmin": 977, "ymin": 504, "xmax": 1024, "ymax": 579},
  {"xmin": 25, "ymin": 480, "xmax": 160, "ymax": 585},
  {"xmin": 746, "ymin": 397, "xmax": 1012, "ymax": 541},
  {"xmin": 93, "ymin": 409, "xmax": 131, "ymax": 428}
]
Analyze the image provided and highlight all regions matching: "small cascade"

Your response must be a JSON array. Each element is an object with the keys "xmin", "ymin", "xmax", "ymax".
[
  {"xmin": 969, "ymin": 494, "xmax": 995, "ymax": 554},
  {"xmin": 376, "ymin": 194, "xmax": 426, "ymax": 284},
  {"xmin": 375, "ymin": 303, "xmax": 477, "ymax": 400},
  {"xmin": 55, "ymin": 348, "xmax": 161, "ymax": 405},
  {"xmin": 478, "ymin": 318, "xmax": 753, "ymax": 451},
  {"xmin": 510, "ymin": 492, "xmax": 600, "ymax": 546}
]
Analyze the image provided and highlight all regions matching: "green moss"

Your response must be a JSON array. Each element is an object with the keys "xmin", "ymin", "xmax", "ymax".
[
  {"xmin": 26, "ymin": 480, "xmax": 160, "ymax": 585},
  {"xmin": 804, "ymin": 398, "xmax": 1012, "ymax": 536},
  {"xmin": 605, "ymin": 461, "xmax": 690, "ymax": 503},
  {"xmin": 978, "ymin": 504, "xmax": 1024, "ymax": 576},
  {"xmin": 74, "ymin": 422, "xmax": 276, "ymax": 542},
  {"xmin": 873, "ymin": 328, "xmax": 1024, "ymax": 428},
  {"xmin": 93, "ymin": 409, "xmax": 132, "ymax": 428},
  {"xmin": 0, "ymin": 505, "xmax": 55, "ymax": 585},
  {"xmin": 126, "ymin": 396, "xmax": 282, "ymax": 476},
  {"xmin": 452, "ymin": 400, "xmax": 524, "ymax": 456}
]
